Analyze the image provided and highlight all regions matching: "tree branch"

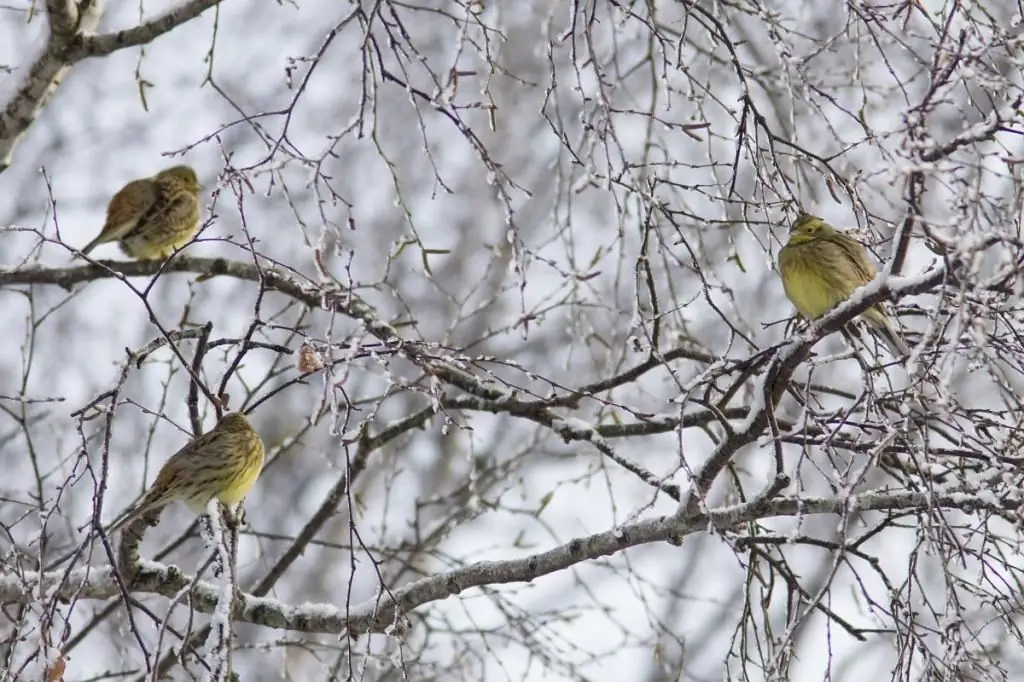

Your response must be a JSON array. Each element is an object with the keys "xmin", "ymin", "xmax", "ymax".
[
  {"xmin": 77, "ymin": 0, "xmax": 224, "ymax": 58},
  {"xmin": 0, "ymin": 0, "xmax": 225, "ymax": 172},
  {"xmin": 2, "ymin": 486, "xmax": 1011, "ymax": 635}
]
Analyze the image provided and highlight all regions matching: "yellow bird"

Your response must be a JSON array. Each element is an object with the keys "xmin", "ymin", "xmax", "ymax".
[
  {"xmin": 82, "ymin": 165, "xmax": 201, "ymax": 260},
  {"xmin": 106, "ymin": 412, "xmax": 265, "ymax": 534},
  {"xmin": 777, "ymin": 213, "xmax": 909, "ymax": 357}
]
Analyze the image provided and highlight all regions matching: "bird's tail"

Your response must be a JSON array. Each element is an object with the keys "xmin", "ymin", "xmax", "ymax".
[
  {"xmin": 104, "ymin": 509, "xmax": 134, "ymax": 537},
  {"xmin": 863, "ymin": 308, "xmax": 911, "ymax": 358},
  {"xmin": 872, "ymin": 323, "xmax": 910, "ymax": 358},
  {"xmin": 79, "ymin": 236, "xmax": 103, "ymax": 257},
  {"xmin": 104, "ymin": 490, "xmax": 170, "ymax": 536}
]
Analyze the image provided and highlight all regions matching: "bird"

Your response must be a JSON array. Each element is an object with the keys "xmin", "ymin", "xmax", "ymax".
[
  {"xmin": 81, "ymin": 165, "xmax": 201, "ymax": 260},
  {"xmin": 105, "ymin": 412, "xmax": 265, "ymax": 535},
  {"xmin": 777, "ymin": 213, "xmax": 910, "ymax": 357}
]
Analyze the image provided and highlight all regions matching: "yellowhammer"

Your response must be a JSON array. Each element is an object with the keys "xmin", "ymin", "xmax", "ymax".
[
  {"xmin": 82, "ymin": 165, "xmax": 201, "ymax": 260},
  {"xmin": 777, "ymin": 213, "xmax": 909, "ymax": 357},
  {"xmin": 106, "ymin": 412, "xmax": 264, "ymax": 534}
]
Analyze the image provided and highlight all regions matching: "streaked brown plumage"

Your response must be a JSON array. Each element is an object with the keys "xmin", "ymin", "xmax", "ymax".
[
  {"xmin": 106, "ymin": 412, "xmax": 265, "ymax": 534},
  {"xmin": 82, "ymin": 165, "xmax": 201, "ymax": 260}
]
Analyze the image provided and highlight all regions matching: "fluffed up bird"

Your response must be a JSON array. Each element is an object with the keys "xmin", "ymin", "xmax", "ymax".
[
  {"xmin": 82, "ymin": 165, "xmax": 201, "ymax": 260},
  {"xmin": 105, "ymin": 412, "xmax": 265, "ymax": 535},
  {"xmin": 777, "ymin": 213, "xmax": 910, "ymax": 357}
]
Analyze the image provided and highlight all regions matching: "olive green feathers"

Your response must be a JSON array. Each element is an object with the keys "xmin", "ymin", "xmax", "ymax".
[{"xmin": 777, "ymin": 213, "xmax": 909, "ymax": 357}]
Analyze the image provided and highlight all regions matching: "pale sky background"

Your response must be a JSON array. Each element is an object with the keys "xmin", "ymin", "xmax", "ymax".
[{"xmin": 2, "ymin": 0, "xmax": 1024, "ymax": 680}]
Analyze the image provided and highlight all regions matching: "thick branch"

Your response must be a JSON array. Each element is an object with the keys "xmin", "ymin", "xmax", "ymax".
[
  {"xmin": 76, "ymin": 0, "xmax": 225, "ymax": 57},
  {"xmin": 0, "ymin": 0, "xmax": 225, "ymax": 172},
  {"xmin": 1, "ymin": 486, "xmax": 1011, "ymax": 635},
  {"xmin": 0, "ymin": 0, "xmax": 101, "ymax": 172}
]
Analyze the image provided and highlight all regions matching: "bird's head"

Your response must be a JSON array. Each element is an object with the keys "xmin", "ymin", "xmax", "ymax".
[
  {"xmin": 218, "ymin": 412, "xmax": 252, "ymax": 432},
  {"xmin": 157, "ymin": 165, "xmax": 201, "ymax": 192},
  {"xmin": 788, "ymin": 213, "xmax": 833, "ymax": 243}
]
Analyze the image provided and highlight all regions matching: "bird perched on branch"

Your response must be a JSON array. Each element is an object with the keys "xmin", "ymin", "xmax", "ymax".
[
  {"xmin": 777, "ymin": 213, "xmax": 909, "ymax": 357},
  {"xmin": 82, "ymin": 165, "xmax": 201, "ymax": 260},
  {"xmin": 105, "ymin": 412, "xmax": 265, "ymax": 535}
]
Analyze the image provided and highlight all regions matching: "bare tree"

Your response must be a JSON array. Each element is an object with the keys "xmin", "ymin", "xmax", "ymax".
[{"xmin": 2, "ymin": 0, "xmax": 1024, "ymax": 680}]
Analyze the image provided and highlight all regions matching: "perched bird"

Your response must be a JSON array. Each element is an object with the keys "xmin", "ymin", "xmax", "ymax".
[
  {"xmin": 105, "ymin": 412, "xmax": 265, "ymax": 535},
  {"xmin": 82, "ymin": 165, "xmax": 201, "ymax": 260},
  {"xmin": 777, "ymin": 213, "xmax": 910, "ymax": 357}
]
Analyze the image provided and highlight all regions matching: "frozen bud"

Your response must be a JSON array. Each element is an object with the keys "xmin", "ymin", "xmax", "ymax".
[{"xmin": 298, "ymin": 342, "xmax": 325, "ymax": 373}]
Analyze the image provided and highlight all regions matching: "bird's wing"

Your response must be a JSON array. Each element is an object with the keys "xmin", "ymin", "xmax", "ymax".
[
  {"xmin": 125, "ymin": 190, "xmax": 199, "ymax": 242},
  {"xmin": 160, "ymin": 192, "xmax": 200, "ymax": 227},
  {"xmin": 834, "ymin": 232, "xmax": 878, "ymax": 283},
  {"xmin": 100, "ymin": 180, "xmax": 160, "ymax": 241}
]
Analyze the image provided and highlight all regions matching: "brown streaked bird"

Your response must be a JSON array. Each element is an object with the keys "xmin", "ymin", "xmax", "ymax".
[
  {"xmin": 82, "ymin": 165, "xmax": 201, "ymax": 260},
  {"xmin": 105, "ymin": 412, "xmax": 265, "ymax": 535}
]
